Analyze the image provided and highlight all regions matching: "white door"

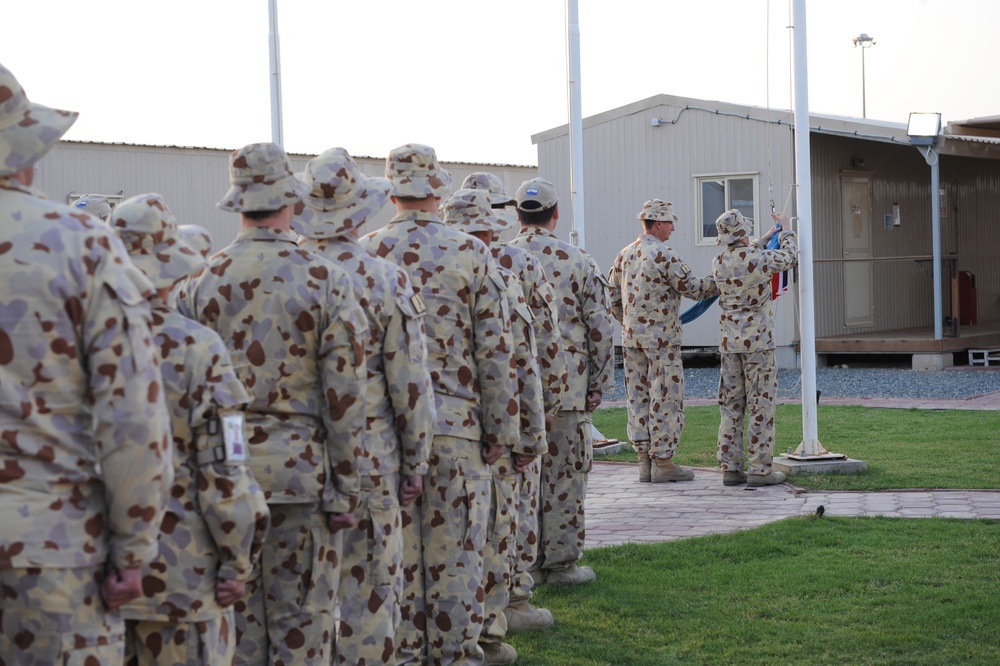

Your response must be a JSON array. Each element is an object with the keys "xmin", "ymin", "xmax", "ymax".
[{"xmin": 841, "ymin": 175, "xmax": 874, "ymax": 327}]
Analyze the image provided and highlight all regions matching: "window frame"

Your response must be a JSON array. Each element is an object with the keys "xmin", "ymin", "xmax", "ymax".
[{"xmin": 693, "ymin": 172, "xmax": 760, "ymax": 246}]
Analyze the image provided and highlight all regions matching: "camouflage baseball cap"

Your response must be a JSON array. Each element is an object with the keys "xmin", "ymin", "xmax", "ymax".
[
  {"xmin": 515, "ymin": 177, "xmax": 558, "ymax": 213},
  {"xmin": 71, "ymin": 194, "xmax": 113, "ymax": 221},
  {"xmin": 178, "ymin": 224, "xmax": 214, "ymax": 259},
  {"xmin": 0, "ymin": 62, "xmax": 78, "ymax": 177},
  {"xmin": 441, "ymin": 188, "xmax": 504, "ymax": 235},
  {"xmin": 637, "ymin": 199, "xmax": 678, "ymax": 222},
  {"xmin": 217, "ymin": 142, "xmax": 310, "ymax": 213},
  {"xmin": 292, "ymin": 147, "xmax": 393, "ymax": 239},
  {"xmin": 715, "ymin": 209, "xmax": 752, "ymax": 246},
  {"xmin": 461, "ymin": 171, "xmax": 516, "ymax": 228},
  {"xmin": 109, "ymin": 193, "xmax": 204, "ymax": 288},
  {"xmin": 385, "ymin": 143, "xmax": 452, "ymax": 199}
]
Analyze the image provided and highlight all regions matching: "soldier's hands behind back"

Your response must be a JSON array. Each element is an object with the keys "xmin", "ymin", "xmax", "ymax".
[
  {"xmin": 513, "ymin": 453, "xmax": 536, "ymax": 473},
  {"xmin": 399, "ymin": 474, "xmax": 424, "ymax": 506},
  {"xmin": 327, "ymin": 512, "xmax": 356, "ymax": 534},
  {"xmin": 481, "ymin": 444, "xmax": 504, "ymax": 465},
  {"xmin": 101, "ymin": 566, "xmax": 143, "ymax": 611},
  {"xmin": 216, "ymin": 578, "xmax": 245, "ymax": 607}
]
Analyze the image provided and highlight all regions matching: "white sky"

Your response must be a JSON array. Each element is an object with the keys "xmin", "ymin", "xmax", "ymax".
[{"xmin": 6, "ymin": 0, "xmax": 996, "ymax": 166}]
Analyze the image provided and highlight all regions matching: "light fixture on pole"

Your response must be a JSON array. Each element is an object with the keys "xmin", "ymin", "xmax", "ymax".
[
  {"xmin": 907, "ymin": 112, "xmax": 944, "ymax": 341},
  {"xmin": 851, "ymin": 33, "xmax": 875, "ymax": 118}
]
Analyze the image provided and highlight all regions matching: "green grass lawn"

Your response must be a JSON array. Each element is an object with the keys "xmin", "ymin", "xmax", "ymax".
[
  {"xmin": 593, "ymin": 405, "xmax": 1000, "ymax": 490},
  {"xmin": 510, "ymin": 516, "xmax": 1000, "ymax": 665}
]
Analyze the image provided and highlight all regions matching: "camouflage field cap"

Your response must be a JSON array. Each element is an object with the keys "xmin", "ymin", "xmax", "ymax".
[
  {"xmin": 441, "ymin": 188, "xmax": 504, "ymax": 234},
  {"xmin": 292, "ymin": 147, "xmax": 393, "ymax": 239},
  {"xmin": 716, "ymin": 208, "xmax": 752, "ymax": 246},
  {"xmin": 178, "ymin": 224, "xmax": 214, "ymax": 259},
  {"xmin": 462, "ymin": 171, "xmax": 516, "ymax": 228},
  {"xmin": 385, "ymin": 143, "xmax": 452, "ymax": 199},
  {"xmin": 637, "ymin": 199, "xmax": 678, "ymax": 223},
  {"xmin": 110, "ymin": 193, "xmax": 205, "ymax": 288},
  {"xmin": 217, "ymin": 142, "xmax": 310, "ymax": 213},
  {"xmin": 71, "ymin": 194, "xmax": 113, "ymax": 221},
  {"xmin": 0, "ymin": 62, "xmax": 78, "ymax": 177},
  {"xmin": 515, "ymin": 177, "xmax": 558, "ymax": 213}
]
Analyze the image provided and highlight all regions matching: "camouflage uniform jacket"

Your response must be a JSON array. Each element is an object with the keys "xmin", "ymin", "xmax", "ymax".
[
  {"xmin": 493, "ymin": 243, "xmax": 565, "ymax": 416},
  {"xmin": 494, "ymin": 262, "xmax": 545, "ymax": 459},
  {"xmin": 123, "ymin": 298, "xmax": 270, "ymax": 622},
  {"xmin": 712, "ymin": 231, "xmax": 799, "ymax": 353},
  {"xmin": 178, "ymin": 226, "xmax": 367, "ymax": 513},
  {"xmin": 607, "ymin": 233, "xmax": 719, "ymax": 351},
  {"xmin": 299, "ymin": 235, "xmax": 433, "ymax": 478},
  {"xmin": 0, "ymin": 180, "xmax": 172, "ymax": 571},
  {"xmin": 507, "ymin": 227, "xmax": 615, "ymax": 410},
  {"xmin": 361, "ymin": 210, "xmax": 519, "ymax": 450}
]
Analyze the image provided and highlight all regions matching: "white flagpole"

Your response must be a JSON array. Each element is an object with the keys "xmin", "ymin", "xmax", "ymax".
[
  {"xmin": 791, "ymin": 0, "xmax": 822, "ymax": 456},
  {"xmin": 268, "ymin": 0, "xmax": 284, "ymax": 147},
  {"xmin": 566, "ymin": 0, "xmax": 586, "ymax": 249}
]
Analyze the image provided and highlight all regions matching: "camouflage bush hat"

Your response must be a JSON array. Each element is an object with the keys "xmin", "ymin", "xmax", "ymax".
[
  {"xmin": 637, "ymin": 199, "xmax": 678, "ymax": 222},
  {"xmin": 0, "ymin": 62, "xmax": 78, "ymax": 177},
  {"xmin": 71, "ymin": 194, "xmax": 113, "ymax": 221},
  {"xmin": 716, "ymin": 208, "xmax": 752, "ymax": 246},
  {"xmin": 515, "ymin": 177, "xmax": 558, "ymax": 213},
  {"xmin": 109, "ymin": 193, "xmax": 205, "ymax": 289},
  {"xmin": 292, "ymin": 147, "xmax": 393, "ymax": 239},
  {"xmin": 461, "ymin": 171, "xmax": 516, "ymax": 228},
  {"xmin": 441, "ymin": 188, "xmax": 504, "ymax": 235},
  {"xmin": 385, "ymin": 143, "xmax": 452, "ymax": 199},
  {"xmin": 217, "ymin": 142, "xmax": 310, "ymax": 213},
  {"xmin": 178, "ymin": 224, "xmax": 214, "ymax": 259}
]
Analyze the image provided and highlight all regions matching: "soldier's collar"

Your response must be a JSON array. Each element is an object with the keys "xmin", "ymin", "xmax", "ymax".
[
  {"xmin": 235, "ymin": 226, "xmax": 298, "ymax": 243},
  {"xmin": 389, "ymin": 209, "xmax": 442, "ymax": 224}
]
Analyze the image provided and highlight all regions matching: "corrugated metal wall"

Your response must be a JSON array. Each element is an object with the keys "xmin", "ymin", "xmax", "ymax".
[
  {"xmin": 536, "ymin": 98, "xmax": 798, "ymax": 351},
  {"xmin": 810, "ymin": 134, "xmax": 1000, "ymax": 336},
  {"xmin": 34, "ymin": 141, "xmax": 536, "ymax": 253}
]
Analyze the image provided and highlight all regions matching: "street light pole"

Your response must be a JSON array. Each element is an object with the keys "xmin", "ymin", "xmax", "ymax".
[{"xmin": 852, "ymin": 33, "xmax": 875, "ymax": 118}]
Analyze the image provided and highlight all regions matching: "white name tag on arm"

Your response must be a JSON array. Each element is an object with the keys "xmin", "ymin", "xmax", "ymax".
[{"xmin": 222, "ymin": 413, "xmax": 248, "ymax": 463}]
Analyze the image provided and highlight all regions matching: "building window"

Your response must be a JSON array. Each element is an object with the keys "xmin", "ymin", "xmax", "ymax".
[{"xmin": 695, "ymin": 174, "xmax": 758, "ymax": 245}]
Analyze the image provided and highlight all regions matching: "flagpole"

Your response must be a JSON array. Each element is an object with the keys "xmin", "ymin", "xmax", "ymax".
[
  {"xmin": 566, "ymin": 0, "xmax": 586, "ymax": 249},
  {"xmin": 268, "ymin": 0, "xmax": 284, "ymax": 147}
]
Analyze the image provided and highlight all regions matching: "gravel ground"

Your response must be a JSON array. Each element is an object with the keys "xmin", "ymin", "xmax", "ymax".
[{"xmin": 607, "ymin": 363, "xmax": 1000, "ymax": 401}]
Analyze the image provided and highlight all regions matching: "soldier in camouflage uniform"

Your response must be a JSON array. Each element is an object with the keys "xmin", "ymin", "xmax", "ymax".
[
  {"xmin": 508, "ymin": 177, "xmax": 614, "ymax": 586},
  {"xmin": 441, "ymin": 188, "xmax": 545, "ymax": 665},
  {"xmin": 110, "ymin": 194, "xmax": 271, "ymax": 666},
  {"xmin": 607, "ymin": 200, "xmax": 719, "ymax": 483},
  {"xmin": 0, "ymin": 63, "xmax": 173, "ymax": 664},
  {"xmin": 294, "ymin": 148, "xmax": 435, "ymax": 666},
  {"xmin": 712, "ymin": 209, "xmax": 798, "ymax": 487},
  {"xmin": 178, "ymin": 143, "xmax": 368, "ymax": 666},
  {"xmin": 460, "ymin": 172, "xmax": 562, "ymax": 632},
  {"xmin": 360, "ymin": 144, "xmax": 519, "ymax": 666}
]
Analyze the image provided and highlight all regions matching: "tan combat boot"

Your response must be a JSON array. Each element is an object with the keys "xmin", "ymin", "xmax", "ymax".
[
  {"xmin": 505, "ymin": 598, "xmax": 554, "ymax": 631},
  {"xmin": 482, "ymin": 642, "xmax": 518, "ymax": 665},
  {"xmin": 545, "ymin": 564, "xmax": 596, "ymax": 586},
  {"xmin": 638, "ymin": 449, "xmax": 652, "ymax": 482},
  {"xmin": 746, "ymin": 471, "xmax": 787, "ymax": 487},
  {"xmin": 722, "ymin": 470, "xmax": 748, "ymax": 486},
  {"xmin": 650, "ymin": 459, "xmax": 695, "ymax": 482}
]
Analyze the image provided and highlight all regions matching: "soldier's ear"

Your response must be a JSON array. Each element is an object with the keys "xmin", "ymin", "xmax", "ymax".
[{"xmin": 552, "ymin": 204, "xmax": 559, "ymax": 222}]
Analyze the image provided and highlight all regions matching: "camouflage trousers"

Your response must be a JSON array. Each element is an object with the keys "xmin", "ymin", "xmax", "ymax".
[
  {"xmin": 0, "ymin": 565, "xmax": 124, "ymax": 664},
  {"xmin": 622, "ymin": 345, "xmax": 685, "ymax": 460},
  {"xmin": 717, "ymin": 350, "xmax": 778, "ymax": 476},
  {"xmin": 509, "ymin": 457, "xmax": 541, "ymax": 604},
  {"xmin": 532, "ymin": 410, "xmax": 592, "ymax": 574},
  {"xmin": 336, "ymin": 472, "xmax": 402, "ymax": 666},
  {"xmin": 125, "ymin": 610, "xmax": 235, "ymax": 666},
  {"xmin": 234, "ymin": 504, "xmax": 340, "ymax": 666},
  {"xmin": 480, "ymin": 458, "xmax": 519, "ymax": 647},
  {"xmin": 396, "ymin": 435, "xmax": 491, "ymax": 666}
]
